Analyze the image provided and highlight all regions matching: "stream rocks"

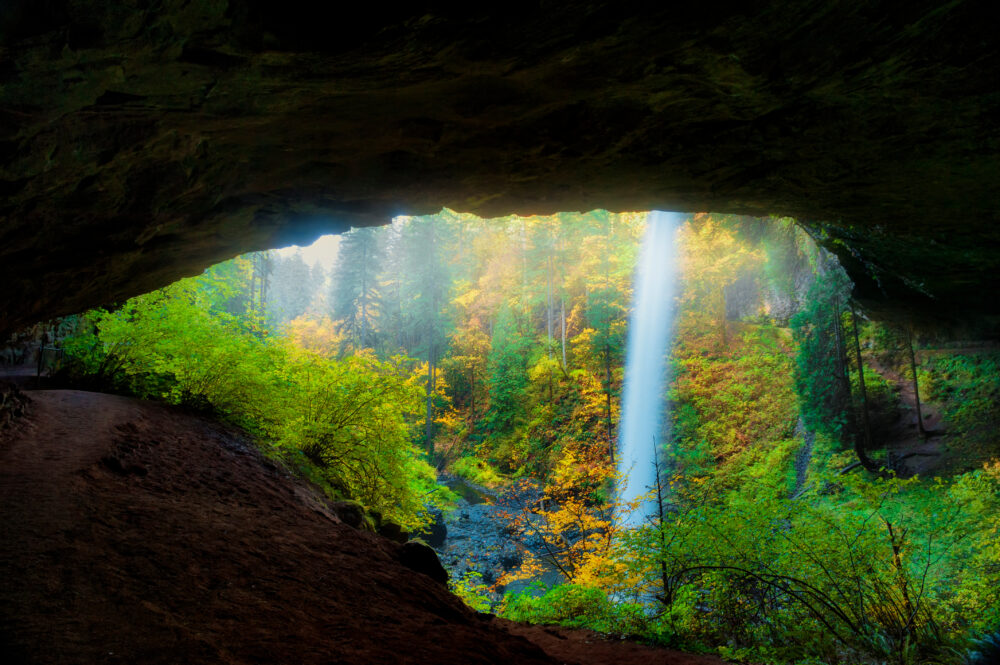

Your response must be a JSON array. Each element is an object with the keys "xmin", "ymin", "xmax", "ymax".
[
  {"xmin": 430, "ymin": 475, "xmax": 568, "ymax": 605},
  {"xmin": 438, "ymin": 499, "xmax": 522, "ymax": 588},
  {"xmin": 329, "ymin": 500, "xmax": 370, "ymax": 531}
]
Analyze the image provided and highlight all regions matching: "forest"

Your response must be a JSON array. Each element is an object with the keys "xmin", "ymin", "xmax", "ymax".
[{"xmin": 44, "ymin": 210, "xmax": 1000, "ymax": 665}]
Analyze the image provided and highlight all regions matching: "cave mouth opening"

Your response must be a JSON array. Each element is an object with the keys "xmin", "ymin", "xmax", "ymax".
[
  {"xmin": 4, "ymin": 207, "xmax": 857, "ymax": 595},
  {"xmin": 4, "ymin": 206, "xmax": 999, "ymax": 661}
]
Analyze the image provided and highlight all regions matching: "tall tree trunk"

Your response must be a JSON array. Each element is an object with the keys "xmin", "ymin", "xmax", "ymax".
[
  {"xmin": 653, "ymin": 441, "xmax": 671, "ymax": 606},
  {"xmin": 425, "ymin": 221, "xmax": 438, "ymax": 459},
  {"xmin": 832, "ymin": 295, "xmax": 855, "ymax": 416},
  {"xmin": 260, "ymin": 252, "xmax": 269, "ymax": 313},
  {"xmin": 248, "ymin": 263, "xmax": 256, "ymax": 314},
  {"xmin": 395, "ymin": 279, "xmax": 403, "ymax": 351},
  {"xmin": 906, "ymin": 328, "xmax": 926, "ymax": 436},
  {"xmin": 886, "ymin": 521, "xmax": 916, "ymax": 629},
  {"xmin": 425, "ymin": 353, "xmax": 435, "ymax": 458},
  {"xmin": 360, "ymin": 240, "xmax": 368, "ymax": 349},
  {"xmin": 469, "ymin": 364, "xmax": 476, "ymax": 430},
  {"xmin": 560, "ymin": 296, "xmax": 567, "ymax": 371},
  {"xmin": 520, "ymin": 219, "xmax": 528, "ymax": 319},
  {"xmin": 719, "ymin": 287, "xmax": 728, "ymax": 347},
  {"xmin": 850, "ymin": 304, "xmax": 876, "ymax": 471},
  {"xmin": 605, "ymin": 345, "xmax": 615, "ymax": 466},
  {"xmin": 546, "ymin": 252, "xmax": 554, "ymax": 357}
]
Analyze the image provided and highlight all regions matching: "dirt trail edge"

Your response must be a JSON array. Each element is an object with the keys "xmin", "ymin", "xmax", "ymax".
[{"xmin": 0, "ymin": 390, "xmax": 726, "ymax": 665}]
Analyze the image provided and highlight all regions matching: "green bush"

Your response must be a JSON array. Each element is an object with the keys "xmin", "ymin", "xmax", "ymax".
[
  {"xmin": 449, "ymin": 456, "xmax": 505, "ymax": 488},
  {"xmin": 922, "ymin": 353, "xmax": 1000, "ymax": 456},
  {"xmin": 449, "ymin": 571, "xmax": 494, "ymax": 613},
  {"xmin": 502, "ymin": 584, "xmax": 614, "ymax": 629},
  {"xmin": 62, "ymin": 276, "xmax": 444, "ymax": 531}
]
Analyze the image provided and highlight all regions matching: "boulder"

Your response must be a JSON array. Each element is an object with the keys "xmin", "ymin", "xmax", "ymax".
[
  {"xmin": 413, "ymin": 508, "xmax": 448, "ymax": 549},
  {"xmin": 329, "ymin": 500, "xmax": 369, "ymax": 531},
  {"xmin": 398, "ymin": 541, "xmax": 449, "ymax": 587},
  {"xmin": 377, "ymin": 521, "xmax": 409, "ymax": 544}
]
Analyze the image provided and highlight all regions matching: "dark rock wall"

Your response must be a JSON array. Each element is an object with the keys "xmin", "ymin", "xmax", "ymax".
[{"xmin": 2, "ymin": 2, "xmax": 999, "ymax": 331}]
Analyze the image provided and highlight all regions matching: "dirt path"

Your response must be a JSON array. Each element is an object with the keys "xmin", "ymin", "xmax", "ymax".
[
  {"xmin": 0, "ymin": 390, "xmax": 727, "ymax": 665},
  {"xmin": 500, "ymin": 621, "xmax": 730, "ymax": 665},
  {"xmin": 866, "ymin": 357, "xmax": 946, "ymax": 476}
]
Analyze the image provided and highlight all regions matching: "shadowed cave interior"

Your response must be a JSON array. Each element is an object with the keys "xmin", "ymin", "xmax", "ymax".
[{"xmin": 2, "ymin": 2, "xmax": 1000, "ymax": 665}]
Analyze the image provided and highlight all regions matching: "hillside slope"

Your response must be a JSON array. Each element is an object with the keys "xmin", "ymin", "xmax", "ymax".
[{"xmin": 0, "ymin": 389, "xmax": 724, "ymax": 665}]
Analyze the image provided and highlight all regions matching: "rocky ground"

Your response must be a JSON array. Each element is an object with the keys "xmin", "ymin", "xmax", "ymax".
[
  {"xmin": 0, "ymin": 386, "xmax": 726, "ymax": 665},
  {"xmin": 434, "ymin": 477, "xmax": 520, "ymax": 590},
  {"xmin": 433, "ymin": 474, "xmax": 570, "ymax": 608}
]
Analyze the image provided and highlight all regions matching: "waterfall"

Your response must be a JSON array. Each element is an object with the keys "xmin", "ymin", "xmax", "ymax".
[{"xmin": 617, "ymin": 211, "xmax": 682, "ymax": 527}]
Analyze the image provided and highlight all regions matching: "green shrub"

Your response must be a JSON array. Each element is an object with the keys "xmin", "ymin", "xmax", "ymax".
[
  {"xmin": 449, "ymin": 571, "xmax": 494, "ymax": 613},
  {"xmin": 502, "ymin": 583, "xmax": 614, "ymax": 629},
  {"xmin": 62, "ymin": 276, "xmax": 444, "ymax": 531},
  {"xmin": 449, "ymin": 456, "xmax": 505, "ymax": 488}
]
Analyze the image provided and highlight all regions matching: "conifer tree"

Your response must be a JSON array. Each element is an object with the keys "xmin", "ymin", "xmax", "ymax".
[
  {"xmin": 330, "ymin": 227, "xmax": 382, "ymax": 351},
  {"xmin": 267, "ymin": 251, "xmax": 316, "ymax": 324},
  {"xmin": 399, "ymin": 216, "xmax": 450, "ymax": 456}
]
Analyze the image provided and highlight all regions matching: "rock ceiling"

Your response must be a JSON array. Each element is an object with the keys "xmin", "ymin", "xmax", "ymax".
[{"xmin": 2, "ymin": 1, "xmax": 998, "ymax": 332}]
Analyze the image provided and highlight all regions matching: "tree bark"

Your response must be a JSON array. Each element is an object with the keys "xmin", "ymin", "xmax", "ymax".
[
  {"xmin": 850, "ymin": 304, "xmax": 877, "ymax": 471},
  {"xmin": 560, "ymin": 296, "xmax": 567, "ymax": 370},
  {"xmin": 425, "ymin": 354, "xmax": 435, "ymax": 458},
  {"xmin": 546, "ymin": 251, "xmax": 554, "ymax": 357},
  {"xmin": 906, "ymin": 328, "xmax": 927, "ymax": 436},
  {"xmin": 469, "ymin": 364, "xmax": 476, "ymax": 430},
  {"xmin": 358, "ymin": 239, "xmax": 368, "ymax": 349},
  {"xmin": 719, "ymin": 287, "xmax": 728, "ymax": 347},
  {"xmin": 605, "ymin": 344, "xmax": 615, "ymax": 466},
  {"xmin": 653, "ymin": 442, "xmax": 671, "ymax": 606},
  {"xmin": 832, "ymin": 294, "xmax": 856, "ymax": 439}
]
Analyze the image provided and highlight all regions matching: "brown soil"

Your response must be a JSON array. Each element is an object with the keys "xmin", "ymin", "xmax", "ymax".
[
  {"xmin": 0, "ymin": 389, "xmax": 727, "ymax": 665},
  {"xmin": 866, "ymin": 356, "xmax": 947, "ymax": 476},
  {"xmin": 499, "ymin": 621, "xmax": 731, "ymax": 665}
]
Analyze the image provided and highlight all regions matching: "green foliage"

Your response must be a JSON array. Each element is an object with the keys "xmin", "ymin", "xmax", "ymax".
[
  {"xmin": 484, "ymin": 306, "xmax": 529, "ymax": 435},
  {"xmin": 502, "ymin": 583, "xmax": 665, "ymax": 642},
  {"xmin": 331, "ymin": 227, "xmax": 382, "ymax": 351},
  {"xmin": 502, "ymin": 583, "xmax": 609, "ymax": 626},
  {"xmin": 494, "ymin": 214, "xmax": 999, "ymax": 665},
  {"xmin": 449, "ymin": 456, "xmax": 505, "ymax": 488},
  {"xmin": 607, "ymin": 468, "xmax": 1000, "ymax": 664},
  {"xmin": 63, "ymin": 274, "xmax": 441, "ymax": 530},
  {"xmin": 269, "ymin": 351, "xmax": 438, "ymax": 528},
  {"xmin": 790, "ymin": 264, "xmax": 853, "ymax": 441},
  {"xmin": 449, "ymin": 571, "xmax": 494, "ymax": 613},
  {"xmin": 268, "ymin": 251, "xmax": 321, "ymax": 324},
  {"xmin": 852, "ymin": 364, "xmax": 901, "ymax": 444},
  {"xmin": 57, "ymin": 208, "xmax": 1000, "ymax": 665},
  {"xmin": 922, "ymin": 352, "xmax": 1000, "ymax": 456},
  {"xmin": 672, "ymin": 324, "xmax": 798, "ymax": 475}
]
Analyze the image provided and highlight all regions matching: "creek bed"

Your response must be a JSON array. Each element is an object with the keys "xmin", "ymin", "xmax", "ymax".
[{"xmin": 433, "ymin": 475, "xmax": 565, "ymax": 606}]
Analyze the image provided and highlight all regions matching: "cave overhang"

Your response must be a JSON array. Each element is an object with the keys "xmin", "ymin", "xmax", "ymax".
[{"xmin": 1, "ymin": 1, "xmax": 999, "ymax": 333}]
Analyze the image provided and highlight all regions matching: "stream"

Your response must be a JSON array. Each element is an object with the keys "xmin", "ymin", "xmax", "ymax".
[{"xmin": 429, "ymin": 475, "xmax": 564, "ymax": 603}]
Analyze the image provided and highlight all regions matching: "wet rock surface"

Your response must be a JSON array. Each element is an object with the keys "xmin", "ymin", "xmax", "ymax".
[
  {"xmin": 438, "ymin": 495, "xmax": 520, "ymax": 590},
  {"xmin": 3, "ymin": 2, "xmax": 1000, "ymax": 331},
  {"xmin": 435, "ymin": 476, "xmax": 564, "ymax": 600},
  {"xmin": 413, "ymin": 507, "xmax": 448, "ymax": 549}
]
